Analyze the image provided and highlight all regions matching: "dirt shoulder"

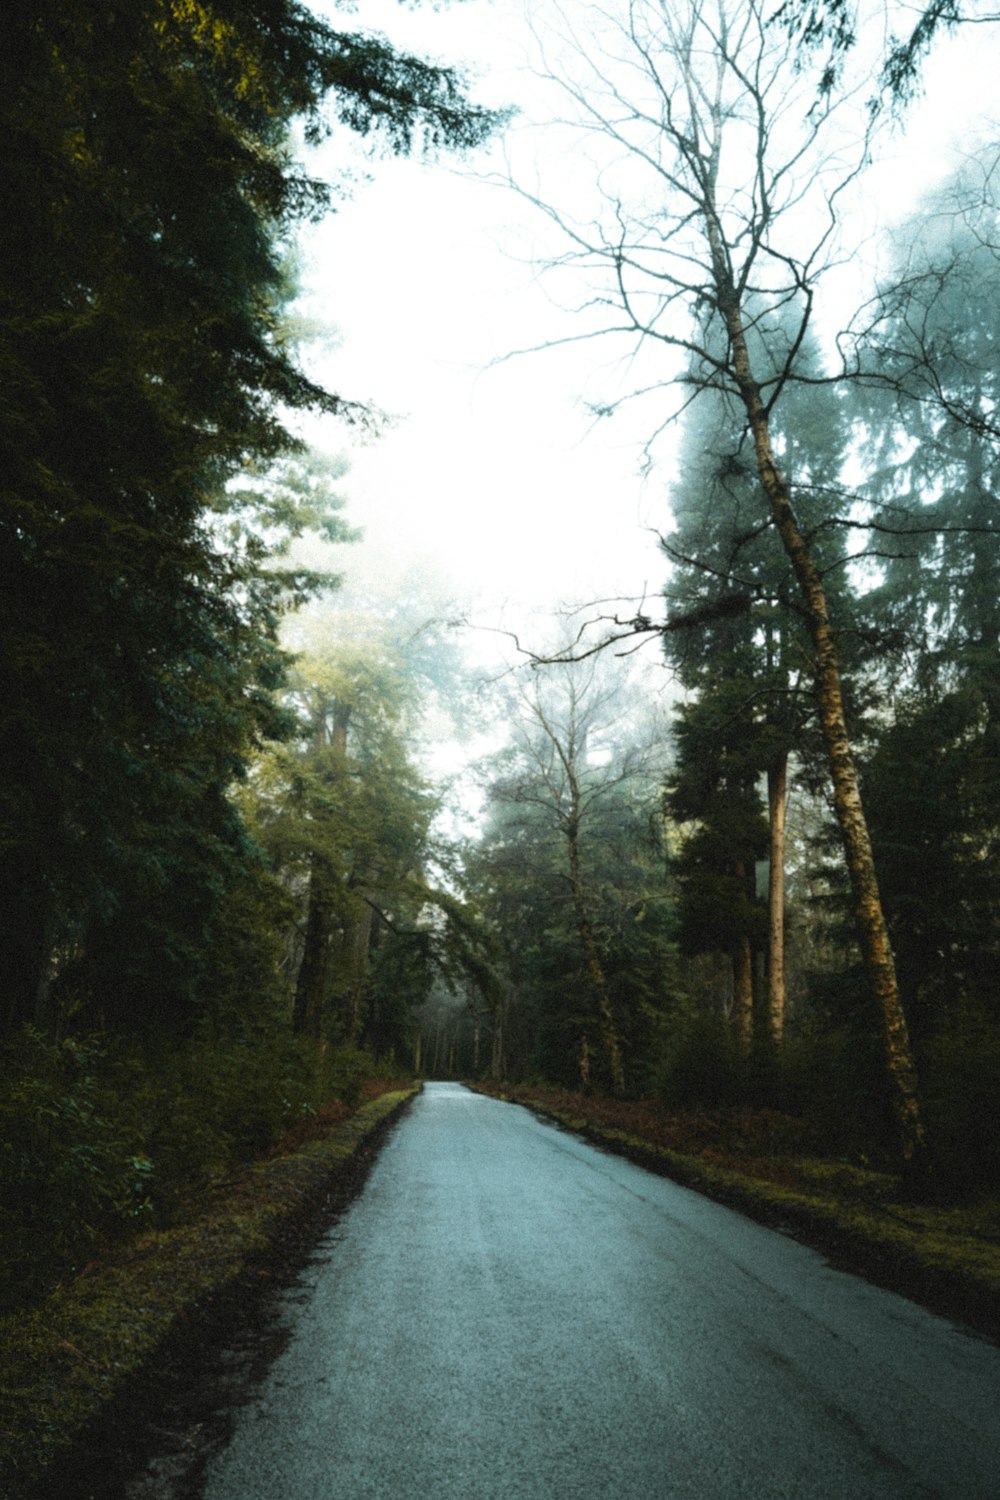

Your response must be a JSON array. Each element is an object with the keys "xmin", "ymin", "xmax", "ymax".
[
  {"xmin": 474, "ymin": 1083, "xmax": 1000, "ymax": 1345},
  {"xmin": 0, "ymin": 1086, "xmax": 418, "ymax": 1500}
]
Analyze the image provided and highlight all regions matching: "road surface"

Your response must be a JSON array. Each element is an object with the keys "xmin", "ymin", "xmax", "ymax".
[{"xmin": 200, "ymin": 1082, "xmax": 1000, "ymax": 1498}]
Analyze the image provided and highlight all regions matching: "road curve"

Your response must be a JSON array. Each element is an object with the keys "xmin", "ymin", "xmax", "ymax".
[{"xmin": 201, "ymin": 1083, "xmax": 1000, "ymax": 1499}]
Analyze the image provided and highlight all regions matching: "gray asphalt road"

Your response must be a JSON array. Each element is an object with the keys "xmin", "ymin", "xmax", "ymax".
[{"xmin": 201, "ymin": 1083, "xmax": 1000, "ymax": 1499}]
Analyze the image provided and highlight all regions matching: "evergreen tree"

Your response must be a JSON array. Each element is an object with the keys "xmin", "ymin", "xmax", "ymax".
[
  {"xmin": 0, "ymin": 0, "xmax": 498, "ymax": 1035},
  {"xmin": 847, "ymin": 151, "xmax": 1000, "ymax": 1036},
  {"xmin": 664, "ymin": 314, "xmax": 849, "ymax": 1048}
]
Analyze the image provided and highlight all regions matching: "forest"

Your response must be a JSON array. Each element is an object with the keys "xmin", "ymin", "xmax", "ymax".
[{"xmin": 2, "ymin": 0, "xmax": 999, "ymax": 1322}]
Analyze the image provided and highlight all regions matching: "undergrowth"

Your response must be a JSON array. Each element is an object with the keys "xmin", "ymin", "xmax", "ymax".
[
  {"xmin": 0, "ymin": 1025, "xmax": 407, "ymax": 1314},
  {"xmin": 0, "ymin": 1087, "xmax": 416, "ymax": 1499}
]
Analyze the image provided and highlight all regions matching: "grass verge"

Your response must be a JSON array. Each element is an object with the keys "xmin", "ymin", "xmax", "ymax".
[
  {"xmin": 474, "ymin": 1084, "xmax": 1000, "ymax": 1344},
  {"xmin": 0, "ymin": 1086, "xmax": 417, "ymax": 1500}
]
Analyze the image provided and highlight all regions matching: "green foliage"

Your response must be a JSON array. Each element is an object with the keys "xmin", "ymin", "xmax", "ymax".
[
  {"xmin": 0, "ymin": 1019, "xmax": 408, "ymax": 1311},
  {"xmin": 655, "ymin": 1010, "xmax": 743, "ymax": 1109},
  {"xmin": 651, "ymin": 1006, "xmax": 899, "ymax": 1159},
  {"xmin": 320, "ymin": 1043, "xmax": 387, "ymax": 1112},
  {"xmin": 921, "ymin": 1008, "xmax": 1000, "ymax": 1193},
  {"xmin": 771, "ymin": 1022, "xmax": 895, "ymax": 1159},
  {"xmin": 0, "ymin": 0, "xmax": 499, "ymax": 1039},
  {"xmin": 0, "ymin": 1032, "xmax": 152, "ymax": 1310},
  {"xmin": 132, "ymin": 1026, "xmax": 306, "ymax": 1209},
  {"xmin": 247, "ymin": 607, "xmax": 499, "ymax": 1060},
  {"xmin": 858, "ymin": 694, "xmax": 1000, "ymax": 1039}
]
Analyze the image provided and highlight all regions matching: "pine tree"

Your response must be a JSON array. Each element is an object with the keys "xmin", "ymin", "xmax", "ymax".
[
  {"xmin": 0, "ymin": 1, "xmax": 498, "ymax": 1035},
  {"xmin": 664, "ymin": 314, "xmax": 848, "ymax": 1048},
  {"xmin": 847, "ymin": 152, "xmax": 1000, "ymax": 1036}
]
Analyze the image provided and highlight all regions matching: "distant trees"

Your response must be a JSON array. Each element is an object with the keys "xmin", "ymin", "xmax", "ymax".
[
  {"xmin": 245, "ymin": 596, "xmax": 502, "ymax": 1066},
  {"xmin": 472, "ymin": 660, "xmax": 678, "ymax": 1093},
  {"xmin": 252, "ymin": 627, "xmax": 433, "ymax": 1048}
]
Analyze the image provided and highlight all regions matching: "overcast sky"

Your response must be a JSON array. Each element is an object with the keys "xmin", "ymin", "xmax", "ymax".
[{"xmin": 291, "ymin": 0, "xmax": 998, "ymax": 671}]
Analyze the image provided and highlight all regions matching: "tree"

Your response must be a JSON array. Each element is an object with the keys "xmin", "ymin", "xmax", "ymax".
[
  {"xmin": 0, "ymin": 0, "xmax": 498, "ymax": 1037},
  {"xmin": 843, "ymin": 153, "xmax": 1000, "ymax": 1037},
  {"xmin": 664, "ymin": 313, "xmax": 849, "ymax": 1046},
  {"xmin": 251, "ymin": 635, "xmax": 430, "ymax": 1040},
  {"xmin": 668, "ymin": 689, "xmax": 769, "ymax": 1055},
  {"xmin": 247, "ymin": 589, "xmax": 503, "ymax": 1061},
  {"xmin": 480, "ymin": 659, "xmax": 674, "ymax": 1093},
  {"xmin": 776, "ymin": 0, "xmax": 995, "ymax": 104},
  {"xmin": 517, "ymin": 0, "xmax": 924, "ymax": 1159}
]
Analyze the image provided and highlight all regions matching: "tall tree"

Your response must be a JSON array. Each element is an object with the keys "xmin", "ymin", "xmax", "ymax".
[
  {"xmin": 0, "ymin": 0, "xmax": 498, "ymax": 1036},
  {"xmin": 249, "ymin": 592, "xmax": 501, "ymax": 1056},
  {"xmin": 844, "ymin": 152, "xmax": 1000, "ymax": 1034},
  {"xmin": 252, "ymin": 638, "xmax": 430, "ymax": 1040},
  {"xmin": 664, "ymin": 315, "xmax": 849, "ymax": 1045},
  {"xmin": 518, "ymin": 0, "xmax": 925, "ymax": 1159}
]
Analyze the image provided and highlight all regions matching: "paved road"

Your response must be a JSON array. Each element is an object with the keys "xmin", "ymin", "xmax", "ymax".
[{"xmin": 201, "ymin": 1083, "xmax": 1000, "ymax": 1499}]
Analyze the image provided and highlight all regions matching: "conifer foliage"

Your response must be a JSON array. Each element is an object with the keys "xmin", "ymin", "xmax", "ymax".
[{"xmin": 0, "ymin": 1, "xmax": 496, "ymax": 1035}]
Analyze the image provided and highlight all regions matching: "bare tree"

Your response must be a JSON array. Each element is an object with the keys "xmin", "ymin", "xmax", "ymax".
[
  {"xmin": 493, "ymin": 657, "xmax": 664, "ymax": 1093},
  {"xmin": 515, "ymin": 0, "xmax": 924, "ymax": 1159}
]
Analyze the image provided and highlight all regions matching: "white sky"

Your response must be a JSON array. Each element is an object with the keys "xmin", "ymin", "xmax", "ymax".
[{"xmin": 291, "ymin": 0, "xmax": 999, "ymax": 671}]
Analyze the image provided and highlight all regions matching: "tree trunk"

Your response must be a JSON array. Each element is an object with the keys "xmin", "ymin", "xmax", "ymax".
[
  {"xmin": 490, "ymin": 990, "xmax": 507, "ymax": 1081},
  {"xmin": 767, "ymin": 755, "xmax": 788, "ymax": 1045},
  {"xmin": 2, "ymin": 872, "xmax": 55, "ymax": 1037},
  {"xmin": 569, "ymin": 846, "xmax": 626, "ymax": 1092},
  {"xmin": 731, "ymin": 851, "xmax": 754, "ymax": 1057},
  {"xmin": 340, "ymin": 898, "xmax": 374, "ymax": 1040},
  {"xmin": 732, "ymin": 934, "xmax": 754, "ymax": 1058},
  {"xmin": 579, "ymin": 1032, "xmax": 592, "ymax": 1091},
  {"xmin": 293, "ymin": 858, "xmax": 334, "ymax": 1040},
  {"xmin": 567, "ymin": 816, "xmax": 626, "ymax": 1094},
  {"xmin": 707, "ymin": 223, "xmax": 925, "ymax": 1161}
]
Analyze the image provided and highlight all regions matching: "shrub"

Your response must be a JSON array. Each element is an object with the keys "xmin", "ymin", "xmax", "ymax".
[
  {"xmin": 655, "ymin": 1011, "xmax": 743, "ymax": 1109},
  {"xmin": 0, "ymin": 1030, "xmax": 151, "ymax": 1310},
  {"xmin": 921, "ymin": 1008, "xmax": 1000, "ymax": 1194}
]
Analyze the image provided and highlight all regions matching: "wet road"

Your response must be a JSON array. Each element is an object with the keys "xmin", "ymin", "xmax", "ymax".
[{"xmin": 201, "ymin": 1083, "xmax": 1000, "ymax": 1498}]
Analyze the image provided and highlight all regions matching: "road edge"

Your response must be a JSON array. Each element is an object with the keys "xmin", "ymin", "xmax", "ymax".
[
  {"xmin": 0, "ymin": 1086, "xmax": 419, "ymax": 1500},
  {"xmin": 478, "ymin": 1089, "xmax": 1000, "ymax": 1346}
]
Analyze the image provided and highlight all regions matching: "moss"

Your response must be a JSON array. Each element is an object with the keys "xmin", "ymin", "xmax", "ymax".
[{"xmin": 0, "ymin": 1087, "xmax": 416, "ymax": 1499}]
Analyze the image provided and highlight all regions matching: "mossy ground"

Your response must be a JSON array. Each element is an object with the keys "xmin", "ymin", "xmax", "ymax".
[
  {"xmin": 475, "ymin": 1083, "xmax": 1000, "ymax": 1342},
  {"xmin": 0, "ymin": 1086, "xmax": 417, "ymax": 1500}
]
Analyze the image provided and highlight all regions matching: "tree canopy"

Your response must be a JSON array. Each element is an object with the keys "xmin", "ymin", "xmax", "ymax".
[{"xmin": 0, "ymin": 0, "xmax": 498, "ymax": 1036}]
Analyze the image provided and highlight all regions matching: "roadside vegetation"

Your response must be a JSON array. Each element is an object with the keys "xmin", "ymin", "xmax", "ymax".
[
  {"xmin": 4, "ymin": 0, "xmax": 1000, "ymax": 1485},
  {"xmin": 0, "ymin": 1086, "xmax": 416, "ymax": 1499},
  {"xmin": 0, "ymin": 0, "xmax": 498, "ymax": 1314}
]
